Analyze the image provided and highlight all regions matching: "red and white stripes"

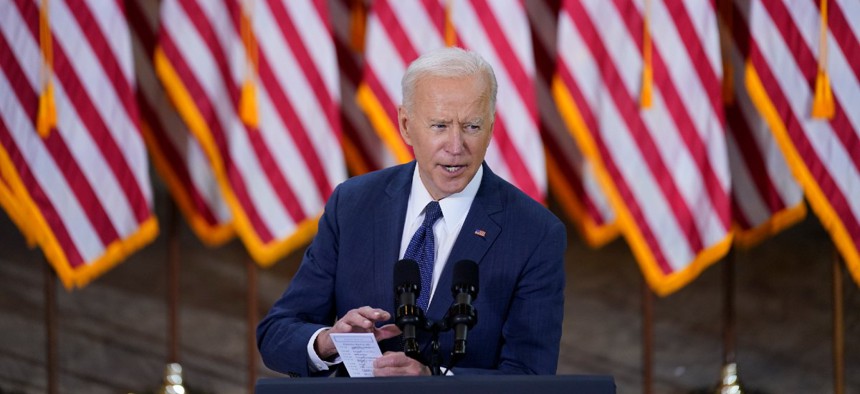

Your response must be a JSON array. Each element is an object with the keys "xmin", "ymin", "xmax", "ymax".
[
  {"xmin": 554, "ymin": 0, "xmax": 733, "ymax": 295},
  {"xmin": 722, "ymin": 0, "xmax": 805, "ymax": 246},
  {"xmin": 127, "ymin": 0, "xmax": 233, "ymax": 246},
  {"xmin": 0, "ymin": 0, "xmax": 157, "ymax": 288},
  {"xmin": 359, "ymin": 0, "xmax": 546, "ymax": 202},
  {"xmin": 742, "ymin": 0, "xmax": 860, "ymax": 283},
  {"xmin": 155, "ymin": 0, "xmax": 345, "ymax": 266}
]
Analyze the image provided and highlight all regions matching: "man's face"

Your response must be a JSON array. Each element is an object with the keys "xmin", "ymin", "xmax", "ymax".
[{"xmin": 398, "ymin": 74, "xmax": 494, "ymax": 200}]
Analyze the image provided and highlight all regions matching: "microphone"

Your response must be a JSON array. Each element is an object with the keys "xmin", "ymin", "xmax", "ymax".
[
  {"xmin": 393, "ymin": 259, "xmax": 424, "ymax": 357},
  {"xmin": 448, "ymin": 260, "xmax": 478, "ymax": 357}
]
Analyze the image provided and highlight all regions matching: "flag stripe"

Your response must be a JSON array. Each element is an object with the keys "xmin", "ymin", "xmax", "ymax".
[
  {"xmin": 557, "ymin": 59, "xmax": 672, "ymax": 273},
  {"xmin": 0, "ymin": 130, "xmax": 84, "ymax": 267},
  {"xmin": 1, "ymin": 0, "xmax": 157, "ymax": 287},
  {"xmin": 750, "ymin": 51, "xmax": 860, "ymax": 237},
  {"xmin": 827, "ymin": 1, "xmax": 860, "ymax": 82},
  {"xmin": 667, "ymin": 0, "xmax": 722, "ymax": 116},
  {"xmin": 51, "ymin": 38, "xmax": 149, "ymax": 227},
  {"xmin": 527, "ymin": 0, "xmax": 611, "ymax": 241},
  {"xmin": 260, "ymin": 1, "xmax": 333, "ymax": 200},
  {"xmin": 158, "ymin": 32, "xmax": 271, "ymax": 239},
  {"xmin": 329, "ymin": 0, "xmax": 397, "ymax": 174},
  {"xmin": 50, "ymin": 0, "xmax": 151, "ymax": 227},
  {"xmin": 0, "ymin": 77, "xmax": 86, "ymax": 267},
  {"xmin": 137, "ymin": 99, "xmax": 220, "ymax": 227},
  {"xmin": 747, "ymin": 2, "xmax": 860, "ymax": 230},
  {"xmin": 126, "ymin": 0, "xmax": 229, "ymax": 235},
  {"xmin": 376, "ymin": 0, "xmax": 423, "ymax": 65},
  {"xmin": 457, "ymin": 0, "xmax": 542, "ymax": 198},
  {"xmin": 470, "ymin": 1, "xmax": 532, "ymax": 109},
  {"xmin": 157, "ymin": 0, "xmax": 345, "ymax": 264},
  {"xmin": 629, "ymin": 0, "xmax": 732, "ymax": 231},
  {"xmin": 11, "ymin": 0, "xmax": 138, "ymax": 240},
  {"xmin": 65, "ymin": 0, "xmax": 137, "ymax": 124},
  {"xmin": 557, "ymin": 0, "xmax": 733, "ymax": 293},
  {"xmin": 571, "ymin": 0, "xmax": 705, "ymax": 256},
  {"xmin": 751, "ymin": 1, "xmax": 860, "ymax": 219},
  {"xmin": 725, "ymin": 104, "xmax": 786, "ymax": 215},
  {"xmin": 725, "ymin": 0, "xmax": 804, "ymax": 241},
  {"xmin": 743, "ymin": 0, "xmax": 860, "ymax": 282},
  {"xmin": 543, "ymin": 124, "xmax": 611, "ymax": 227},
  {"xmin": 610, "ymin": 0, "xmax": 731, "ymax": 247},
  {"xmin": 13, "ymin": 0, "xmax": 150, "ymax": 231}
]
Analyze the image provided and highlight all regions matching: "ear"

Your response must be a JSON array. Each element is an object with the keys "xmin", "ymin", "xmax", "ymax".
[{"xmin": 398, "ymin": 106, "xmax": 413, "ymax": 146}]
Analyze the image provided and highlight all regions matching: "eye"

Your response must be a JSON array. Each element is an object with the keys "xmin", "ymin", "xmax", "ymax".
[
  {"xmin": 431, "ymin": 123, "xmax": 447, "ymax": 131},
  {"xmin": 464, "ymin": 124, "xmax": 482, "ymax": 133}
]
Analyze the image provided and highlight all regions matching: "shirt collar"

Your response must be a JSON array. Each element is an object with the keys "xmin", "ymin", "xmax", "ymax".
[{"xmin": 408, "ymin": 164, "xmax": 483, "ymax": 233}]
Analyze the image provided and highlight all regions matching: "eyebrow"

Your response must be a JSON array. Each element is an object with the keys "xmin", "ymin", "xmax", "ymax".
[{"xmin": 428, "ymin": 117, "xmax": 484, "ymax": 122}]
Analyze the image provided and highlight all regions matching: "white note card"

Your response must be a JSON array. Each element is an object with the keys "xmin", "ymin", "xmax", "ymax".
[{"xmin": 329, "ymin": 333, "xmax": 382, "ymax": 378}]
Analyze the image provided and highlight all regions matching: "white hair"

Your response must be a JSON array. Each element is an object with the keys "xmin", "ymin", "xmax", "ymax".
[{"xmin": 401, "ymin": 47, "xmax": 497, "ymax": 114}]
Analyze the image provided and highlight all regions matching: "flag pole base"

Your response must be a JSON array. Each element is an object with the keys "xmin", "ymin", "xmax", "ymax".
[
  {"xmin": 158, "ymin": 362, "xmax": 186, "ymax": 394},
  {"xmin": 715, "ymin": 362, "xmax": 744, "ymax": 394}
]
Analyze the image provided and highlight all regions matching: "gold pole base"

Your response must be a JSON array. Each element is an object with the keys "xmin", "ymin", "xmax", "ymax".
[
  {"xmin": 158, "ymin": 363, "xmax": 186, "ymax": 394},
  {"xmin": 715, "ymin": 362, "xmax": 744, "ymax": 394}
]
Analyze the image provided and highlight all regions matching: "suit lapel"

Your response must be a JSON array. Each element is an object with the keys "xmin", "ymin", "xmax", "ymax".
[
  {"xmin": 373, "ymin": 163, "xmax": 413, "ymax": 313},
  {"xmin": 426, "ymin": 164, "xmax": 503, "ymax": 320}
]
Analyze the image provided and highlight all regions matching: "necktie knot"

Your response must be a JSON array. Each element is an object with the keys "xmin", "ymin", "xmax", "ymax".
[{"xmin": 422, "ymin": 201, "xmax": 443, "ymax": 228}]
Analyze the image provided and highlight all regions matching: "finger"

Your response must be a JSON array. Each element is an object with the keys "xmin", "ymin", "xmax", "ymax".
[
  {"xmin": 356, "ymin": 306, "xmax": 391, "ymax": 322},
  {"xmin": 334, "ymin": 309, "xmax": 377, "ymax": 332},
  {"xmin": 374, "ymin": 324, "xmax": 402, "ymax": 341}
]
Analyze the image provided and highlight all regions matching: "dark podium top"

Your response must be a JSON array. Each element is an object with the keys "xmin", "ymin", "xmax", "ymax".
[{"xmin": 256, "ymin": 374, "xmax": 615, "ymax": 394}]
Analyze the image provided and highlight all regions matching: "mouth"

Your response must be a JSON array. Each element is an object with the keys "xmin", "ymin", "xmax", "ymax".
[{"xmin": 441, "ymin": 164, "xmax": 466, "ymax": 173}]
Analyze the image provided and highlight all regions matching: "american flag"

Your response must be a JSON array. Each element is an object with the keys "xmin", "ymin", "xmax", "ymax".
[
  {"xmin": 740, "ymin": 0, "xmax": 860, "ymax": 283},
  {"xmin": 554, "ymin": 0, "xmax": 733, "ymax": 295},
  {"xmin": 358, "ymin": 0, "xmax": 546, "ymax": 202},
  {"xmin": 0, "ymin": 0, "xmax": 158, "ymax": 288},
  {"xmin": 721, "ymin": 0, "xmax": 805, "ymax": 248},
  {"xmin": 529, "ymin": 0, "xmax": 619, "ymax": 247},
  {"xmin": 126, "ymin": 0, "xmax": 234, "ymax": 246},
  {"xmin": 329, "ymin": 0, "xmax": 396, "ymax": 175},
  {"xmin": 155, "ymin": 0, "xmax": 346, "ymax": 266}
]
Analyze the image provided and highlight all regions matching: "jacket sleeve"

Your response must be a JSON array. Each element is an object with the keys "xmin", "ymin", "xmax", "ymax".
[{"xmin": 256, "ymin": 185, "xmax": 343, "ymax": 377}]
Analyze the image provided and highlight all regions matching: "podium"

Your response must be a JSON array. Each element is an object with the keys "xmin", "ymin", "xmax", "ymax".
[{"xmin": 255, "ymin": 374, "xmax": 615, "ymax": 394}]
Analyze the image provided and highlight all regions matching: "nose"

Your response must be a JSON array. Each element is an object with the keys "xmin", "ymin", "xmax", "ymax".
[{"xmin": 444, "ymin": 128, "xmax": 465, "ymax": 155}]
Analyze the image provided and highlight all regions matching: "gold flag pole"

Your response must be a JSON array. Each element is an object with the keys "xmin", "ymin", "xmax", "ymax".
[
  {"xmin": 716, "ymin": 250, "xmax": 743, "ymax": 394},
  {"xmin": 715, "ymin": 3, "xmax": 743, "ymax": 391},
  {"xmin": 642, "ymin": 276, "xmax": 653, "ymax": 394},
  {"xmin": 159, "ymin": 199, "xmax": 186, "ymax": 394},
  {"xmin": 43, "ymin": 258, "xmax": 58, "ymax": 394},
  {"xmin": 247, "ymin": 256, "xmax": 259, "ymax": 394},
  {"xmin": 832, "ymin": 247, "xmax": 844, "ymax": 394}
]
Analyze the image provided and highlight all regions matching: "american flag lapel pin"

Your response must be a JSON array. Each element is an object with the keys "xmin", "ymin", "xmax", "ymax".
[{"xmin": 474, "ymin": 229, "xmax": 486, "ymax": 238}]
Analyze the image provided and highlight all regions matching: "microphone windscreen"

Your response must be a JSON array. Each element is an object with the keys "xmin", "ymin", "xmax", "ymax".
[
  {"xmin": 394, "ymin": 259, "xmax": 421, "ymax": 293},
  {"xmin": 452, "ymin": 260, "xmax": 479, "ymax": 294}
]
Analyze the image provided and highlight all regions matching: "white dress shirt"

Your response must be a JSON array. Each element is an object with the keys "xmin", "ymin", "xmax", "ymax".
[{"xmin": 399, "ymin": 165, "xmax": 482, "ymax": 306}]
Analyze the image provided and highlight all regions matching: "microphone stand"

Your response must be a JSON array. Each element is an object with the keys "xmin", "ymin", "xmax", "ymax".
[
  {"xmin": 424, "ymin": 320, "xmax": 446, "ymax": 376},
  {"xmin": 423, "ymin": 314, "xmax": 470, "ymax": 376}
]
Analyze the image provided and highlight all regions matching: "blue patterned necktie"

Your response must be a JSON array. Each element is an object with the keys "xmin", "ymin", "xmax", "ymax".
[{"xmin": 404, "ymin": 201, "xmax": 443, "ymax": 311}]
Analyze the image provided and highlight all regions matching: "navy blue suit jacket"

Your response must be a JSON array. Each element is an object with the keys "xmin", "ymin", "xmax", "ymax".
[{"xmin": 257, "ymin": 162, "xmax": 566, "ymax": 377}]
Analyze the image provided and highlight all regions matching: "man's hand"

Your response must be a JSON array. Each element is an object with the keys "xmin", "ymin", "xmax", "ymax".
[
  {"xmin": 373, "ymin": 351, "xmax": 431, "ymax": 376},
  {"xmin": 314, "ymin": 306, "xmax": 401, "ymax": 359}
]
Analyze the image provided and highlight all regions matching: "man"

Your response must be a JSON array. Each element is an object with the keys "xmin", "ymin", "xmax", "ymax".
[{"xmin": 257, "ymin": 47, "xmax": 566, "ymax": 377}]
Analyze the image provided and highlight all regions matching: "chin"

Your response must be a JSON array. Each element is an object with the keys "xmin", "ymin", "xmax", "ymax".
[{"xmin": 439, "ymin": 183, "xmax": 468, "ymax": 197}]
